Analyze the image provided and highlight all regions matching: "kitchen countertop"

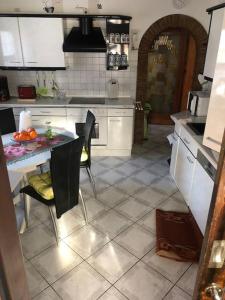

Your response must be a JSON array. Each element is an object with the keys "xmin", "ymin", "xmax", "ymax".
[
  {"xmin": 171, "ymin": 111, "xmax": 219, "ymax": 169},
  {"xmin": 0, "ymin": 97, "xmax": 135, "ymax": 109}
]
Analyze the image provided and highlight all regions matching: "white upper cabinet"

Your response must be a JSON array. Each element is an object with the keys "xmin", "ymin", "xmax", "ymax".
[
  {"xmin": 0, "ymin": 17, "xmax": 23, "ymax": 67},
  {"xmin": 204, "ymin": 8, "xmax": 225, "ymax": 79},
  {"xmin": 203, "ymin": 9, "xmax": 225, "ymax": 153},
  {"xmin": 19, "ymin": 18, "xmax": 65, "ymax": 68}
]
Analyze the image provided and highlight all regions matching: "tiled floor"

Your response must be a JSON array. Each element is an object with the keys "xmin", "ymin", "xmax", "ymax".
[{"xmin": 21, "ymin": 125, "xmax": 198, "ymax": 299}]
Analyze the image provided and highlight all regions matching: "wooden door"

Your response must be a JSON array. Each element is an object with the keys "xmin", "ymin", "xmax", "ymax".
[
  {"xmin": 193, "ymin": 130, "xmax": 225, "ymax": 299},
  {"xmin": 0, "ymin": 135, "xmax": 30, "ymax": 300}
]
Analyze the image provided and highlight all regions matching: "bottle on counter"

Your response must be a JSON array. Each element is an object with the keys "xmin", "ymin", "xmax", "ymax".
[
  {"xmin": 109, "ymin": 33, "xmax": 115, "ymax": 43},
  {"xmin": 121, "ymin": 52, "xmax": 128, "ymax": 66},
  {"xmin": 114, "ymin": 52, "xmax": 121, "ymax": 67},
  {"xmin": 125, "ymin": 34, "xmax": 130, "ymax": 43},
  {"xmin": 108, "ymin": 52, "xmax": 115, "ymax": 68},
  {"xmin": 115, "ymin": 33, "xmax": 121, "ymax": 43},
  {"xmin": 121, "ymin": 33, "xmax": 127, "ymax": 43}
]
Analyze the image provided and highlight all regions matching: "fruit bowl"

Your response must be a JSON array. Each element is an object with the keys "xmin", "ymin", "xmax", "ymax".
[{"xmin": 13, "ymin": 128, "xmax": 38, "ymax": 143}]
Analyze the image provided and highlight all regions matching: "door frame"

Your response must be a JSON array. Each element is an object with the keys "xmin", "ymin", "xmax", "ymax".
[
  {"xmin": 134, "ymin": 14, "xmax": 207, "ymax": 142},
  {"xmin": 193, "ymin": 131, "xmax": 225, "ymax": 299},
  {"xmin": 0, "ymin": 135, "xmax": 30, "ymax": 300}
]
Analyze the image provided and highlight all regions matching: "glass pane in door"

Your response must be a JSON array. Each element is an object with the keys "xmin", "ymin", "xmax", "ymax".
[{"xmin": 147, "ymin": 31, "xmax": 185, "ymax": 123}]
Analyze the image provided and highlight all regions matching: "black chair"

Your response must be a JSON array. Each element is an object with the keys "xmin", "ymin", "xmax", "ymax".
[
  {"xmin": 78, "ymin": 110, "xmax": 97, "ymax": 198},
  {"xmin": 0, "ymin": 108, "xmax": 16, "ymax": 135},
  {"xmin": 20, "ymin": 137, "xmax": 88, "ymax": 243}
]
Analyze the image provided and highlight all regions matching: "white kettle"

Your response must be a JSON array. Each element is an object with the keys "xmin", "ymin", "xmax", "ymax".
[{"xmin": 107, "ymin": 79, "xmax": 119, "ymax": 99}]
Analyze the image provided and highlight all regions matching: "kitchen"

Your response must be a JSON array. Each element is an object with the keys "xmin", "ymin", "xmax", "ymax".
[{"xmin": 0, "ymin": 0, "xmax": 225, "ymax": 300}]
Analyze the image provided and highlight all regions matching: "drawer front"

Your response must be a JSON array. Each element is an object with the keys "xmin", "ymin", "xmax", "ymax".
[
  {"xmin": 67, "ymin": 108, "xmax": 108, "ymax": 117},
  {"xmin": 31, "ymin": 116, "xmax": 66, "ymax": 128},
  {"xmin": 108, "ymin": 108, "xmax": 134, "ymax": 117},
  {"xmin": 13, "ymin": 107, "xmax": 25, "ymax": 116},
  {"xmin": 29, "ymin": 107, "xmax": 66, "ymax": 116},
  {"xmin": 180, "ymin": 126, "xmax": 199, "ymax": 157}
]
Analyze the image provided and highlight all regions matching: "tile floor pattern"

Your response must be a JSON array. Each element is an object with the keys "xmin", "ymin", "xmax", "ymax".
[{"xmin": 21, "ymin": 125, "xmax": 198, "ymax": 300}]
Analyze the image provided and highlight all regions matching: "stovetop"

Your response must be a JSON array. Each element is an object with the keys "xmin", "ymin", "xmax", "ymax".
[{"xmin": 69, "ymin": 97, "xmax": 106, "ymax": 105}]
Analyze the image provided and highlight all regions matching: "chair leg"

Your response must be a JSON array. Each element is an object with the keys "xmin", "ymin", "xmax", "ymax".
[
  {"xmin": 48, "ymin": 206, "xmax": 59, "ymax": 245},
  {"xmin": 86, "ymin": 166, "xmax": 97, "ymax": 198},
  {"xmin": 21, "ymin": 177, "xmax": 30, "ymax": 228},
  {"xmin": 79, "ymin": 188, "xmax": 88, "ymax": 224}
]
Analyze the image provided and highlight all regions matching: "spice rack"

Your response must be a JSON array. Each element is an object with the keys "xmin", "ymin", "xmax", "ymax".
[{"xmin": 106, "ymin": 18, "xmax": 130, "ymax": 70}]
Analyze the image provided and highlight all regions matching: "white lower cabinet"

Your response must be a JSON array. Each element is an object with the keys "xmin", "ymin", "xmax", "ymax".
[
  {"xmin": 107, "ymin": 109, "xmax": 134, "ymax": 150},
  {"xmin": 189, "ymin": 159, "xmax": 214, "ymax": 234},
  {"xmin": 170, "ymin": 131, "xmax": 179, "ymax": 179},
  {"xmin": 31, "ymin": 116, "xmax": 66, "ymax": 128},
  {"xmin": 175, "ymin": 139, "xmax": 195, "ymax": 205}
]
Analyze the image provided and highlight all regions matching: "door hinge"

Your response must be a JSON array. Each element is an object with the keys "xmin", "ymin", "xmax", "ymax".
[{"xmin": 209, "ymin": 240, "xmax": 225, "ymax": 268}]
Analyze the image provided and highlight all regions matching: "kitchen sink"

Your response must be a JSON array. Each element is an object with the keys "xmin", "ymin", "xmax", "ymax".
[
  {"xmin": 186, "ymin": 122, "xmax": 206, "ymax": 135},
  {"xmin": 69, "ymin": 97, "xmax": 106, "ymax": 105}
]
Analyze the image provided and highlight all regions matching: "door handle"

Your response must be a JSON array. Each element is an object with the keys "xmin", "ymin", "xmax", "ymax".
[
  {"xmin": 206, "ymin": 137, "xmax": 221, "ymax": 146},
  {"xmin": 205, "ymin": 283, "xmax": 223, "ymax": 300}
]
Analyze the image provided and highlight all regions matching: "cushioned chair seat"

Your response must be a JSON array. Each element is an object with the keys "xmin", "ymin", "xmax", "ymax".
[
  {"xmin": 81, "ymin": 148, "xmax": 88, "ymax": 163},
  {"xmin": 28, "ymin": 172, "xmax": 54, "ymax": 200}
]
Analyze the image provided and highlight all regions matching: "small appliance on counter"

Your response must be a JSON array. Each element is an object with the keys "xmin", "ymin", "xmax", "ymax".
[
  {"xmin": 107, "ymin": 79, "xmax": 119, "ymax": 99},
  {"xmin": 187, "ymin": 91, "xmax": 210, "ymax": 117},
  {"xmin": 17, "ymin": 85, "xmax": 36, "ymax": 102},
  {"xmin": 0, "ymin": 76, "xmax": 10, "ymax": 102}
]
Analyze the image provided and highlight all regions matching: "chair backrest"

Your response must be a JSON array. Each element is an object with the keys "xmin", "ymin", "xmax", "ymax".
[
  {"xmin": 50, "ymin": 137, "xmax": 83, "ymax": 218},
  {"xmin": 83, "ymin": 110, "xmax": 96, "ymax": 166},
  {"xmin": 0, "ymin": 108, "xmax": 16, "ymax": 135}
]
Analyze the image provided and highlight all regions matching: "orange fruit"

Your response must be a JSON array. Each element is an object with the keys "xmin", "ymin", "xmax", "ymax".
[
  {"xmin": 29, "ymin": 130, "xmax": 37, "ymax": 139},
  {"xmin": 13, "ymin": 132, "xmax": 19, "ymax": 139}
]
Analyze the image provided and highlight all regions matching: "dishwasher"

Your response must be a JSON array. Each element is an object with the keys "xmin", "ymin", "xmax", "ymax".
[{"xmin": 189, "ymin": 150, "xmax": 216, "ymax": 234}]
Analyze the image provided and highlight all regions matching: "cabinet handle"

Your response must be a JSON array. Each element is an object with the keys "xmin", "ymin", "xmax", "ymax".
[
  {"xmin": 206, "ymin": 136, "xmax": 221, "ymax": 146},
  {"xmin": 183, "ymin": 138, "xmax": 190, "ymax": 144},
  {"xmin": 10, "ymin": 61, "xmax": 21, "ymax": 63},
  {"xmin": 187, "ymin": 156, "xmax": 194, "ymax": 164},
  {"xmin": 26, "ymin": 61, "xmax": 38, "ymax": 64},
  {"xmin": 40, "ymin": 111, "xmax": 51, "ymax": 114}
]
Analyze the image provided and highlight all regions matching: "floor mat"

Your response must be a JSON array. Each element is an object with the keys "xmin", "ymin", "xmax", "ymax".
[{"xmin": 156, "ymin": 209, "xmax": 203, "ymax": 262}]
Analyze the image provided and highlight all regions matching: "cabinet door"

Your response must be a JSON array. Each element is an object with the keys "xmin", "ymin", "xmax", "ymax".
[
  {"xmin": 204, "ymin": 8, "xmax": 225, "ymax": 79},
  {"xmin": 19, "ymin": 18, "xmax": 65, "ymax": 68},
  {"xmin": 108, "ymin": 116, "xmax": 133, "ymax": 150},
  {"xmin": 170, "ymin": 132, "xmax": 179, "ymax": 179},
  {"xmin": 0, "ymin": 17, "xmax": 23, "ymax": 67},
  {"xmin": 189, "ymin": 161, "xmax": 214, "ymax": 234},
  {"xmin": 175, "ymin": 140, "xmax": 195, "ymax": 205},
  {"xmin": 31, "ymin": 116, "xmax": 66, "ymax": 128}
]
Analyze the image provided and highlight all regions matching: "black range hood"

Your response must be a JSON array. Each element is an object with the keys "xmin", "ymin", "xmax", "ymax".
[{"xmin": 63, "ymin": 17, "xmax": 107, "ymax": 53}]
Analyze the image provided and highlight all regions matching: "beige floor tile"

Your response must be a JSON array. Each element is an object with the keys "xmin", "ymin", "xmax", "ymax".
[
  {"xmin": 142, "ymin": 248, "xmax": 191, "ymax": 283},
  {"xmin": 137, "ymin": 209, "xmax": 156, "ymax": 234},
  {"xmin": 31, "ymin": 242, "xmax": 82, "ymax": 284},
  {"xmin": 99, "ymin": 286, "xmax": 128, "ymax": 300},
  {"xmin": 115, "ymin": 261, "xmax": 173, "ymax": 300},
  {"xmin": 114, "ymin": 224, "xmax": 155, "ymax": 258},
  {"xmin": 134, "ymin": 186, "xmax": 168, "ymax": 207},
  {"xmin": 87, "ymin": 241, "xmax": 138, "ymax": 283},
  {"xmin": 98, "ymin": 186, "xmax": 129, "ymax": 208},
  {"xmin": 33, "ymin": 287, "xmax": 61, "ymax": 299},
  {"xmin": 53, "ymin": 261, "xmax": 110, "ymax": 300},
  {"xmin": 164, "ymin": 286, "xmax": 192, "ymax": 300},
  {"xmin": 64, "ymin": 225, "xmax": 110, "ymax": 259},
  {"xmin": 177, "ymin": 264, "xmax": 199, "ymax": 296}
]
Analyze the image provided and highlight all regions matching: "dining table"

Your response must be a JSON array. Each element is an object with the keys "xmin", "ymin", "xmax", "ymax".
[{"xmin": 3, "ymin": 127, "xmax": 76, "ymax": 232}]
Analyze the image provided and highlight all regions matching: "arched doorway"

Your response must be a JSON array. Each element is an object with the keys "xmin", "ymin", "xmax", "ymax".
[{"xmin": 134, "ymin": 14, "xmax": 208, "ymax": 142}]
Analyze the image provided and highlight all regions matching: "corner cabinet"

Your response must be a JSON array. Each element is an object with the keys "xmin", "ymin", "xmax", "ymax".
[
  {"xmin": 0, "ymin": 17, "xmax": 23, "ymax": 67},
  {"xmin": 0, "ymin": 17, "xmax": 65, "ymax": 69}
]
